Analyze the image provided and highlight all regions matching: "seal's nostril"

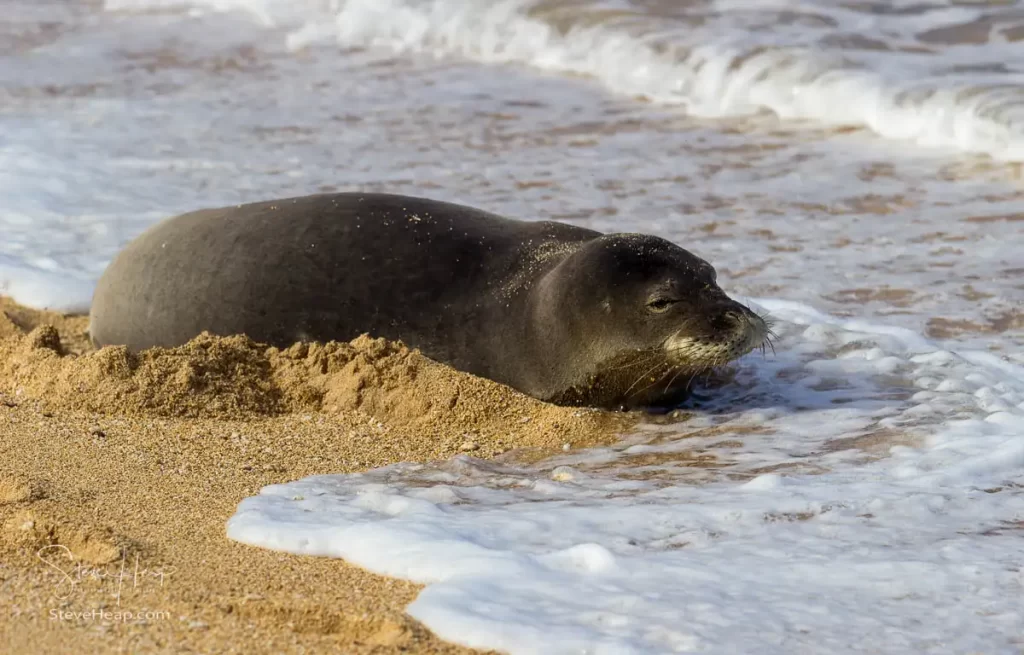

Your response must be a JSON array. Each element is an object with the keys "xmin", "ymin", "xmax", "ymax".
[
  {"xmin": 720, "ymin": 309, "xmax": 746, "ymax": 328},
  {"xmin": 709, "ymin": 311, "xmax": 740, "ymax": 333}
]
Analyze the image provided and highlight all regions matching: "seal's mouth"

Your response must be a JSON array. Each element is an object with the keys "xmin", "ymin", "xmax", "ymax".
[
  {"xmin": 663, "ymin": 307, "xmax": 773, "ymax": 367},
  {"xmin": 613, "ymin": 307, "xmax": 774, "ymax": 405},
  {"xmin": 559, "ymin": 306, "xmax": 774, "ymax": 409}
]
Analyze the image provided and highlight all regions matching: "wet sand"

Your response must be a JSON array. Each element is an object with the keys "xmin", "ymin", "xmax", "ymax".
[{"xmin": 0, "ymin": 296, "xmax": 630, "ymax": 654}]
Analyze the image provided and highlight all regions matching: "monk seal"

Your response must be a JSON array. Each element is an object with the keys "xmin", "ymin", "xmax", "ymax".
[{"xmin": 89, "ymin": 192, "xmax": 770, "ymax": 409}]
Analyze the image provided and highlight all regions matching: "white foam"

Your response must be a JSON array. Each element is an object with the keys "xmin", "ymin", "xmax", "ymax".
[
  {"xmin": 229, "ymin": 301, "xmax": 1024, "ymax": 654},
  {"xmin": 105, "ymin": 0, "xmax": 1024, "ymax": 161}
]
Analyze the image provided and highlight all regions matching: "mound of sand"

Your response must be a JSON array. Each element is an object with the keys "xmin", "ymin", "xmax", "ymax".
[
  {"xmin": 0, "ymin": 313, "xmax": 620, "ymax": 452},
  {"xmin": 0, "ymin": 297, "xmax": 630, "ymax": 654}
]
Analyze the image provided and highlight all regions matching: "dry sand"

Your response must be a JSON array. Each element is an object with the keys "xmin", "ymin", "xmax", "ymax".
[{"xmin": 0, "ymin": 296, "xmax": 632, "ymax": 654}]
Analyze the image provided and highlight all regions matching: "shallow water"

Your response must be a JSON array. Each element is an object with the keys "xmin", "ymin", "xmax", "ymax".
[{"xmin": 2, "ymin": 1, "xmax": 1023, "ymax": 653}]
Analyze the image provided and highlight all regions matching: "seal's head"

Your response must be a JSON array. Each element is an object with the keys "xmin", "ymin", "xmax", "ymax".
[{"xmin": 537, "ymin": 233, "xmax": 770, "ymax": 409}]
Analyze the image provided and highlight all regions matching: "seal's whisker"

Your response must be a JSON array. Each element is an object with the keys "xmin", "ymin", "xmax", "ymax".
[
  {"xmin": 624, "ymin": 359, "xmax": 671, "ymax": 398},
  {"xmin": 662, "ymin": 365, "xmax": 688, "ymax": 395},
  {"xmin": 628, "ymin": 362, "xmax": 676, "ymax": 400},
  {"xmin": 701, "ymin": 366, "xmax": 715, "ymax": 386},
  {"xmin": 682, "ymin": 368, "xmax": 703, "ymax": 393},
  {"xmin": 658, "ymin": 327, "xmax": 686, "ymax": 355},
  {"xmin": 624, "ymin": 358, "xmax": 671, "ymax": 393},
  {"xmin": 603, "ymin": 350, "xmax": 661, "ymax": 373}
]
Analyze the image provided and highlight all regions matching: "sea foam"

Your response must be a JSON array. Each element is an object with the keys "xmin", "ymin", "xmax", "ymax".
[
  {"xmin": 228, "ymin": 300, "xmax": 1024, "ymax": 654},
  {"xmin": 107, "ymin": 0, "xmax": 1024, "ymax": 161}
]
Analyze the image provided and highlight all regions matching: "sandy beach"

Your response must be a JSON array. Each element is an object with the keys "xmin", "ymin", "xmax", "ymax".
[{"xmin": 0, "ymin": 296, "xmax": 629, "ymax": 653}]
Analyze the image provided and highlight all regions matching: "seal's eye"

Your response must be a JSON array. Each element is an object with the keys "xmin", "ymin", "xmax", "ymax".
[{"xmin": 647, "ymin": 298, "xmax": 675, "ymax": 314}]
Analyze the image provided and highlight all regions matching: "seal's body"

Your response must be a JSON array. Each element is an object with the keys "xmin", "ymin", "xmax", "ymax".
[{"xmin": 90, "ymin": 193, "xmax": 767, "ymax": 408}]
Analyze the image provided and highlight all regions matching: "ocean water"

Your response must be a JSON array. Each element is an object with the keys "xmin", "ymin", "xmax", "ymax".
[{"xmin": 2, "ymin": 0, "xmax": 1023, "ymax": 653}]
